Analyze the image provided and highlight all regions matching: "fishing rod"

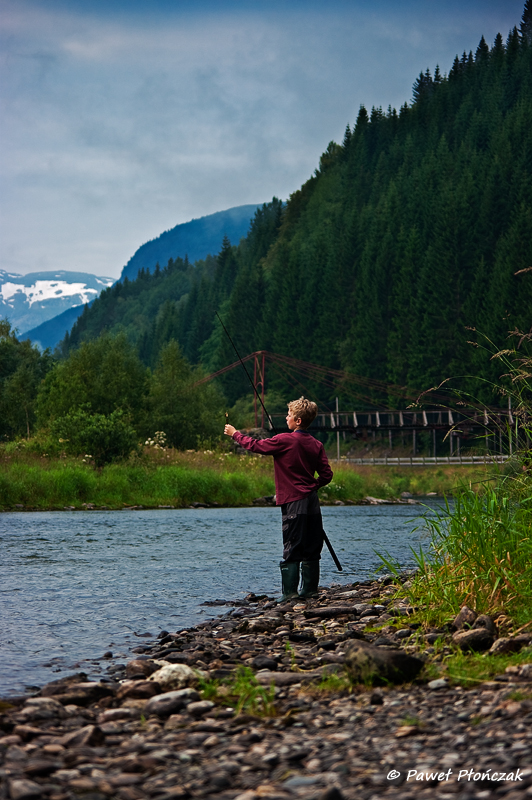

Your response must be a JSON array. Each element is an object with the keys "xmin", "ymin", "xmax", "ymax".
[
  {"xmin": 216, "ymin": 313, "xmax": 278, "ymax": 433},
  {"xmin": 216, "ymin": 312, "xmax": 343, "ymax": 571}
]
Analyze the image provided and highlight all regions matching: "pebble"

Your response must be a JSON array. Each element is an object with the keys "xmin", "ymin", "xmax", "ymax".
[
  {"xmin": 2, "ymin": 577, "xmax": 532, "ymax": 799},
  {"xmin": 8, "ymin": 778, "xmax": 43, "ymax": 800},
  {"xmin": 428, "ymin": 678, "xmax": 448, "ymax": 690}
]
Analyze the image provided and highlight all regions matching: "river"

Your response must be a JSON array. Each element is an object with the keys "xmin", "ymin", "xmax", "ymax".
[{"xmin": 0, "ymin": 503, "xmax": 438, "ymax": 696}]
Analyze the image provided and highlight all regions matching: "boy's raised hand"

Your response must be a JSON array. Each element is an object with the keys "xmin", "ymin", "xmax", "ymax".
[{"xmin": 224, "ymin": 424, "xmax": 237, "ymax": 437}]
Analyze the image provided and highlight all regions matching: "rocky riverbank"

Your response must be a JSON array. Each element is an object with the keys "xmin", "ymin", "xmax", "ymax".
[{"xmin": 2, "ymin": 579, "xmax": 532, "ymax": 800}]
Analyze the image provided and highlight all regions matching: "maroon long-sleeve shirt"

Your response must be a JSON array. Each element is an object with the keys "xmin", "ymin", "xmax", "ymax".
[{"xmin": 232, "ymin": 429, "xmax": 333, "ymax": 505}]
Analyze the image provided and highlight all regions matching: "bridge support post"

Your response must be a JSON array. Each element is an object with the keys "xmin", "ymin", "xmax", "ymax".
[
  {"xmin": 253, "ymin": 352, "xmax": 266, "ymax": 428},
  {"xmin": 336, "ymin": 397, "xmax": 340, "ymax": 461}
]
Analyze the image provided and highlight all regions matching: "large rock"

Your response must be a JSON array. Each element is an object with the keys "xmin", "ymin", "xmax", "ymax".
[
  {"xmin": 186, "ymin": 700, "xmax": 215, "ymax": 718},
  {"xmin": 125, "ymin": 658, "xmax": 162, "ymax": 678},
  {"xmin": 38, "ymin": 672, "xmax": 88, "ymax": 690},
  {"xmin": 40, "ymin": 681, "xmax": 115, "ymax": 705},
  {"xmin": 18, "ymin": 697, "xmax": 66, "ymax": 721},
  {"xmin": 489, "ymin": 637, "xmax": 523, "ymax": 655},
  {"xmin": 452, "ymin": 628, "xmax": 494, "ymax": 652},
  {"xmin": 59, "ymin": 724, "xmax": 104, "ymax": 748},
  {"xmin": 116, "ymin": 680, "xmax": 162, "ymax": 700},
  {"xmin": 251, "ymin": 655, "xmax": 278, "ymax": 671},
  {"xmin": 147, "ymin": 663, "xmax": 205, "ymax": 691},
  {"xmin": 245, "ymin": 618, "xmax": 279, "ymax": 634},
  {"xmin": 344, "ymin": 639, "xmax": 424, "ymax": 685},
  {"xmin": 451, "ymin": 606, "xmax": 477, "ymax": 631},
  {"xmin": 145, "ymin": 688, "xmax": 200, "ymax": 717},
  {"xmin": 472, "ymin": 614, "xmax": 497, "ymax": 636},
  {"xmin": 256, "ymin": 671, "xmax": 314, "ymax": 686}
]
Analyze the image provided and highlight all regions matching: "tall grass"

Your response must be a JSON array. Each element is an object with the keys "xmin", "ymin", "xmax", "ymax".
[
  {"xmin": 387, "ymin": 485, "xmax": 532, "ymax": 627},
  {"xmin": 382, "ymin": 331, "xmax": 532, "ymax": 629}
]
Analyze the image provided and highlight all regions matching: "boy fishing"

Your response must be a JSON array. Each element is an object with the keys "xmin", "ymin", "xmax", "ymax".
[{"xmin": 224, "ymin": 396, "xmax": 333, "ymax": 602}]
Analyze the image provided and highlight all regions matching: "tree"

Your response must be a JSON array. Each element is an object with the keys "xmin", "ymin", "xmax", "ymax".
[
  {"xmin": 412, "ymin": 68, "xmax": 434, "ymax": 103},
  {"xmin": 475, "ymin": 36, "xmax": 490, "ymax": 62},
  {"xmin": 147, "ymin": 340, "xmax": 223, "ymax": 449},
  {"xmin": 0, "ymin": 320, "xmax": 53, "ymax": 439},
  {"xmin": 37, "ymin": 332, "xmax": 148, "ymax": 427},
  {"xmin": 521, "ymin": 0, "xmax": 532, "ymax": 43}
]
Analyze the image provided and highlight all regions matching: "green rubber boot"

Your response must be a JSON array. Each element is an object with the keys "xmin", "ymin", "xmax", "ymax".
[
  {"xmin": 299, "ymin": 561, "xmax": 320, "ymax": 598},
  {"xmin": 277, "ymin": 561, "xmax": 300, "ymax": 603}
]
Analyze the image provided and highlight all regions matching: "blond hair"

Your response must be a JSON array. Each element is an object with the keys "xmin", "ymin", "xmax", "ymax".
[{"xmin": 288, "ymin": 396, "xmax": 318, "ymax": 429}]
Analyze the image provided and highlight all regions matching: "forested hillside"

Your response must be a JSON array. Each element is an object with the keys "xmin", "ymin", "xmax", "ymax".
[{"xmin": 63, "ymin": 22, "xmax": 532, "ymax": 408}]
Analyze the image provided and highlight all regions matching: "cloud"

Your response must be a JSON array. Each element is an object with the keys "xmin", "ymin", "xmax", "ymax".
[{"xmin": 0, "ymin": 0, "xmax": 525, "ymax": 277}]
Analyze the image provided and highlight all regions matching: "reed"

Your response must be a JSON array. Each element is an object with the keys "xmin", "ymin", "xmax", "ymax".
[{"xmin": 382, "ymin": 481, "xmax": 532, "ymax": 627}]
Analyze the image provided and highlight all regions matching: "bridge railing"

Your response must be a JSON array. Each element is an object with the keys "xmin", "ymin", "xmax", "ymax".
[
  {"xmin": 338, "ymin": 455, "xmax": 509, "ymax": 466},
  {"xmin": 268, "ymin": 408, "xmax": 515, "ymax": 430}
]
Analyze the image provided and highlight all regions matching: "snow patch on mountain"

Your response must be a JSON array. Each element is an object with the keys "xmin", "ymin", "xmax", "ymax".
[
  {"xmin": 1, "ymin": 280, "xmax": 101, "ymax": 306},
  {"xmin": 0, "ymin": 270, "xmax": 114, "ymax": 334}
]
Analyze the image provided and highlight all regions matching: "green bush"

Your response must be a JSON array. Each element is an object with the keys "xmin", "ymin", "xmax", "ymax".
[{"xmin": 51, "ymin": 408, "xmax": 138, "ymax": 468}]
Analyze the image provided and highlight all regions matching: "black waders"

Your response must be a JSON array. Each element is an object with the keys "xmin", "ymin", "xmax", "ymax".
[
  {"xmin": 298, "ymin": 560, "xmax": 320, "ymax": 598},
  {"xmin": 278, "ymin": 561, "xmax": 300, "ymax": 603}
]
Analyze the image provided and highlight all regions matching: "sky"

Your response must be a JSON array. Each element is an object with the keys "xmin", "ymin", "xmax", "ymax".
[{"xmin": 0, "ymin": 0, "xmax": 526, "ymax": 279}]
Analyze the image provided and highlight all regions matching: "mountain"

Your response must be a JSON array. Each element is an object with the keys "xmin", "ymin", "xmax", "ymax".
[
  {"xmin": 0, "ymin": 270, "xmax": 113, "ymax": 335},
  {"xmin": 61, "ymin": 200, "xmax": 282, "ymax": 362},
  {"xmin": 22, "ymin": 305, "xmax": 90, "ymax": 352},
  {"xmin": 120, "ymin": 204, "xmax": 261, "ymax": 282},
  {"xmin": 18, "ymin": 203, "xmax": 262, "ymax": 351}
]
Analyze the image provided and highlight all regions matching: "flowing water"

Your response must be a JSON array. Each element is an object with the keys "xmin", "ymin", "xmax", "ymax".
[{"xmin": 0, "ymin": 503, "xmax": 439, "ymax": 696}]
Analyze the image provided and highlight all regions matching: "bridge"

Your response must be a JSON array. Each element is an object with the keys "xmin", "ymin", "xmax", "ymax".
[
  {"xmin": 269, "ymin": 407, "xmax": 514, "ymax": 462},
  {"xmin": 196, "ymin": 349, "xmax": 520, "ymax": 461}
]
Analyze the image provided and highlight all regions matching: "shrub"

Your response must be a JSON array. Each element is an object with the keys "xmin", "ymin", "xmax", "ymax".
[{"xmin": 51, "ymin": 408, "xmax": 138, "ymax": 468}]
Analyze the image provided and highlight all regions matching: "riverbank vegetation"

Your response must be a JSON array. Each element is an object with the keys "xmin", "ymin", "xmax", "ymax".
[
  {"xmin": 0, "ymin": 443, "xmax": 487, "ymax": 510},
  {"xmin": 383, "ymin": 334, "xmax": 532, "ymax": 635}
]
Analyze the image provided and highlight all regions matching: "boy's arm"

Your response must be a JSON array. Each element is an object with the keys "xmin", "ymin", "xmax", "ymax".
[
  {"xmin": 224, "ymin": 425, "xmax": 286, "ymax": 455},
  {"xmin": 316, "ymin": 448, "xmax": 333, "ymax": 488}
]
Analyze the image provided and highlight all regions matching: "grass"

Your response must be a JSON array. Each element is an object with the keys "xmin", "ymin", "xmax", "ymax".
[
  {"xmin": 424, "ymin": 647, "xmax": 532, "ymax": 688},
  {"xmin": 0, "ymin": 441, "xmax": 489, "ymax": 510},
  {"xmin": 198, "ymin": 666, "xmax": 277, "ymax": 717},
  {"xmin": 383, "ymin": 333, "xmax": 532, "ymax": 631},
  {"xmin": 0, "ymin": 450, "xmax": 276, "ymax": 510},
  {"xmin": 380, "ymin": 473, "xmax": 532, "ymax": 628},
  {"xmin": 316, "ymin": 462, "xmax": 487, "ymax": 502},
  {"xmin": 312, "ymin": 671, "xmax": 353, "ymax": 694},
  {"xmin": 400, "ymin": 714, "xmax": 424, "ymax": 727}
]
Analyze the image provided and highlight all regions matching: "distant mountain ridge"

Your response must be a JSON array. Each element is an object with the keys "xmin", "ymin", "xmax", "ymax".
[
  {"xmin": 22, "ymin": 305, "xmax": 89, "ymax": 352},
  {"xmin": 17, "ymin": 204, "xmax": 262, "ymax": 350},
  {"xmin": 0, "ymin": 270, "xmax": 113, "ymax": 335},
  {"xmin": 120, "ymin": 204, "xmax": 261, "ymax": 282}
]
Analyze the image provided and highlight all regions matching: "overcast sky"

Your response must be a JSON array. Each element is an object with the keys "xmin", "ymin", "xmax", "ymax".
[{"xmin": 0, "ymin": 0, "xmax": 525, "ymax": 279}]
